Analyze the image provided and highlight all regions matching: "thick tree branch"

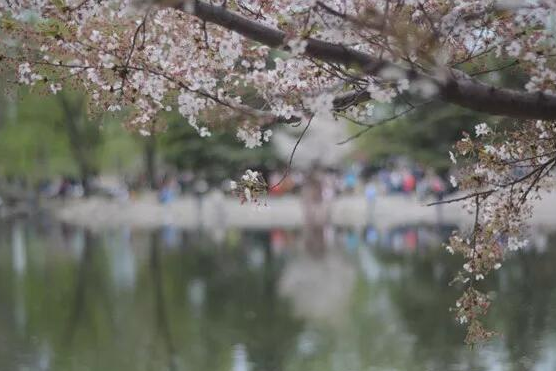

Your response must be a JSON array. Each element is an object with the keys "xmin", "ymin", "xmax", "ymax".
[{"xmin": 182, "ymin": 0, "xmax": 556, "ymax": 121}]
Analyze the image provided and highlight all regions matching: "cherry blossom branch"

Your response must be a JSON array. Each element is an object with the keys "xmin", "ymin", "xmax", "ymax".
[
  {"xmin": 428, "ymin": 157, "xmax": 556, "ymax": 206},
  {"xmin": 23, "ymin": 56, "xmax": 288, "ymax": 124},
  {"xmin": 120, "ymin": 6, "xmax": 152, "ymax": 95},
  {"xmin": 182, "ymin": 0, "xmax": 556, "ymax": 121}
]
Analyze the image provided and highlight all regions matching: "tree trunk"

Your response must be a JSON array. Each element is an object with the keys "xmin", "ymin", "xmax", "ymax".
[
  {"xmin": 58, "ymin": 95, "xmax": 97, "ymax": 197},
  {"xmin": 301, "ymin": 168, "xmax": 327, "ymax": 254},
  {"xmin": 144, "ymin": 135, "xmax": 158, "ymax": 190}
]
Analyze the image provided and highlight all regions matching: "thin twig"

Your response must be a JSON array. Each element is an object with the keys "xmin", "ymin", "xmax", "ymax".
[
  {"xmin": 270, "ymin": 115, "xmax": 314, "ymax": 190},
  {"xmin": 337, "ymin": 101, "xmax": 432, "ymax": 145},
  {"xmin": 427, "ymin": 190, "xmax": 494, "ymax": 206}
]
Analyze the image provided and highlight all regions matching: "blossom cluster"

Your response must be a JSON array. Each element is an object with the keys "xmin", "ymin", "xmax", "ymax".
[
  {"xmin": 230, "ymin": 169, "xmax": 268, "ymax": 205},
  {"xmin": 3, "ymin": 0, "xmax": 556, "ymax": 128},
  {"xmin": 3, "ymin": 0, "xmax": 524, "ymax": 139},
  {"xmin": 236, "ymin": 126, "xmax": 272, "ymax": 149},
  {"xmin": 447, "ymin": 120, "xmax": 556, "ymax": 343}
]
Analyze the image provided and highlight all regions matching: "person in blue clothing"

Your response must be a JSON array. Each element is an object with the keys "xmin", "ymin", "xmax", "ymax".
[
  {"xmin": 158, "ymin": 175, "xmax": 177, "ymax": 204},
  {"xmin": 365, "ymin": 181, "xmax": 377, "ymax": 220}
]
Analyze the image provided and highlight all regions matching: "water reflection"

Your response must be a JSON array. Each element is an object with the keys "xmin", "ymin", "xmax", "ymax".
[{"xmin": 0, "ymin": 219, "xmax": 555, "ymax": 371}]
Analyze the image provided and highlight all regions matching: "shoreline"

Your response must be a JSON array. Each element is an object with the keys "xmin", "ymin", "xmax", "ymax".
[{"xmin": 46, "ymin": 191, "xmax": 556, "ymax": 232}]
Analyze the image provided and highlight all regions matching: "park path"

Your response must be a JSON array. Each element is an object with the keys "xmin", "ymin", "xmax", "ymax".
[{"xmin": 52, "ymin": 191, "xmax": 556, "ymax": 232}]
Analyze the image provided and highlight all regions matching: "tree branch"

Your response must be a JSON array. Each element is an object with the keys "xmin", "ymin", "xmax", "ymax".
[{"xmin": 182, "ymin": 0, "xmax": 556, "ymax": 121}]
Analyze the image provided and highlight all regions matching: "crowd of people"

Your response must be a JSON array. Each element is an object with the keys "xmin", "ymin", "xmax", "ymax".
[
  {"xmin": 268, "ymin": 161, "xmax": 454, "ymax": 202},
  {"xmin": 31, "ymin": 157, "xmax": 456, "ymax": 205}
]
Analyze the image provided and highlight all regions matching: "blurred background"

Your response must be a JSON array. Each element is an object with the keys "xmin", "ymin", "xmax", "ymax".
[{"xmin": 1, "ymin": 83, "xmax": 556, "ymax": 371}]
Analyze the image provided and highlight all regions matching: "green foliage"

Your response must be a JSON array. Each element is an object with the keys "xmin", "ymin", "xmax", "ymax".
[
  {"xmin": 97, "ymin": 121, "xmax": 143, "ymax": 174},
  {"xmin": 0, "ymin": 87, "xmax": 278, "ymax": 187},
  {"xmin": 356, "ymin": 54, "xmax": 524, "ymax": 172},
  {"xmin": 160, "ymin": 119, "xmax": 278, "ymax": 182},
  {"xmin": 0, "ymin": 88, "xmax": 141, "ymax": 184},
  {"xmin": 357, "ymin": 103, "xmax": 487, "ymax": 172},
  {"xmin": 0, "ymin": 90, "xmax": 76, "ymax": 181},
  {"xmin": 37, "ymin": 18, "xmax": 71, "ymax": 38}
]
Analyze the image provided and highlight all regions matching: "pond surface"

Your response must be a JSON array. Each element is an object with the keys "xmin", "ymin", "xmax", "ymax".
[{"xmin": 0, "ymin": 218, "xmax": 555, "ymax": 371}]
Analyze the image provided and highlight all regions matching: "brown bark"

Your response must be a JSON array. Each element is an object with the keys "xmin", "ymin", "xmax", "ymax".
[
  {"xmin": 184, "ymin": 1, "xmax": 556, "ymax": 121},
  {"xmin": 144, "ymin": 134, "xmax": 158, "ymax": 190},
  {"xmin": 58, "ymin": 95, "xmax": 97, "ymax": 197}
]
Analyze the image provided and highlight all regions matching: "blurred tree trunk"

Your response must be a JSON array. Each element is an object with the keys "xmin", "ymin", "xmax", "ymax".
[
  {"xmin": 144, "ymin": 134, "xmax": 158, "ymax": 190},
  {"xmin": 301, "ymin": 167, "xmax": 326, "ymax": 254},
  {"xmin": 58, "ymin": 95, "xmax": 100, "ymax": 197}
]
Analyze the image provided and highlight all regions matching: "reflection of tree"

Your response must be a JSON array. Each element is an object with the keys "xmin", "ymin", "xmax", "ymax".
[
  {"xmin": 0, "ymin": 226, "xmax": 293, "ymax": 370},
  {"xmin": 279, "ymin": 251, "xmax": 356, "ymax": 323},
  {"xmin": 50, "ymin": 228, "xmax": 304, "ymax": 371},
  {"xmin": 65, "ymin": 231, "xmax": 93, "ymax": 344},
  {"xmin": 371, "ymin": 234, "xmax": 556, "ymax": 371},
  {"xmin": 490, "ymin": 237, "xmax": 556, "ymax": 371},
  {"xmin": 284, "ymin": 234, "xmax": 556, "ymax": 371},
  {"xmin": 149, "ymin": 232, "xmax": 178, "ymax": 371},
  {"xmin": 375, "ymin": 250, "xmax": 472, "ymax": 369},
  {"xmin": 66, "ymin": 230, "xmax": 115, "ymax": 347},
  {"xmin": 195, "ymin": 236, "xmax": 303, "ymax": 371},
  {"xmin": 9, "ymin": 224, "xmax": 556, "ymax": 371}
]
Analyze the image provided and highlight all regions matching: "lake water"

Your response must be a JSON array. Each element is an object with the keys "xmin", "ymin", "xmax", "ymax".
[{"xmin": 0, "ymin": 218, "xmax": 555, "ymax": 371}]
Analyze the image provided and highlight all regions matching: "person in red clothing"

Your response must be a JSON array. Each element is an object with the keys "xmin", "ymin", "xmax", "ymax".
[{"xmin": 402, "ymin": 170, "xmax": 416, "ymax": 193}]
